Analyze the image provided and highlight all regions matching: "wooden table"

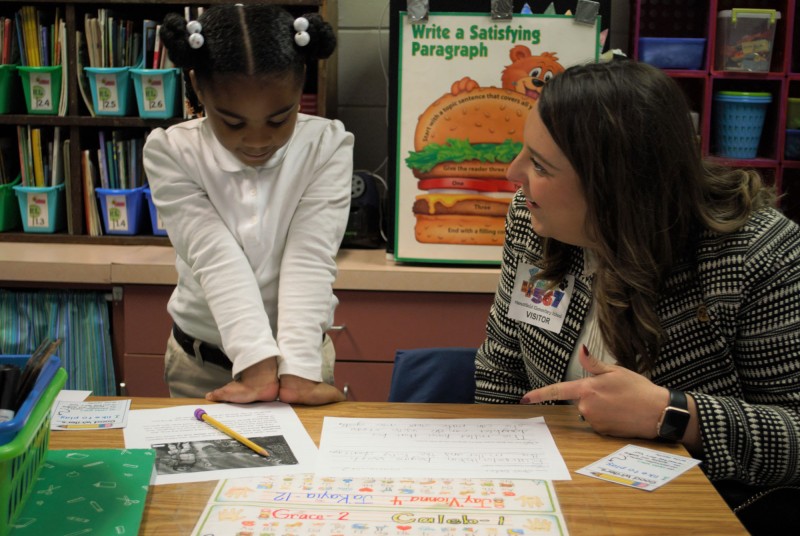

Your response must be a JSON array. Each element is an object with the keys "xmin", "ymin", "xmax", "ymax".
[{"xmin": 49, "ymin": 398, "xmax": 747, "ymax": 535}]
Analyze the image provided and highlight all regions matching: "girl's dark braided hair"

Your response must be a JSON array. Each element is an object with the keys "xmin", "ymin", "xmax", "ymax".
[{"xmin": 159, "ymin": 3, "xmax": 336, "ymax": 114}]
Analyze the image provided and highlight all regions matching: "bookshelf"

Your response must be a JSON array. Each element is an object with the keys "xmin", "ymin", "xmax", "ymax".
[
  {"xmin": 0, "ymin": 0, "xmax": 338, "ymax": 245},
  {"xmin": 631, "ymin": 0, "xmax": 800, "ymax": 224}
]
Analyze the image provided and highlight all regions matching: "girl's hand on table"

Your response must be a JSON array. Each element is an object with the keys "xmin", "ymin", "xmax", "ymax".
[
  {"xmin": 278, "ymin": 374, "xmax": 346, "ymax": 405},
  {"xmin": 205, "ymin": 358, "xmax": 280, "ymax": 403}
]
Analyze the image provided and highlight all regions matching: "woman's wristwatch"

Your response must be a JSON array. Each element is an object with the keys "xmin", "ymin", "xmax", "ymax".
[{"xmin": 657, "ymin": 389, "xmax": 691, "ymax": 441}]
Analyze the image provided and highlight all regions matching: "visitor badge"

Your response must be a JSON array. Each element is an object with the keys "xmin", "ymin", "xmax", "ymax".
[{"xmin": 507, "ymin": 262, "xmax": 574, "ymax": 333}]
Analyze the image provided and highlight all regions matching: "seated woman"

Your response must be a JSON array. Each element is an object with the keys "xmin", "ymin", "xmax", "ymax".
[{"xmin": 474, "ymin": 60, "xmax": 800, "ymax": 534}]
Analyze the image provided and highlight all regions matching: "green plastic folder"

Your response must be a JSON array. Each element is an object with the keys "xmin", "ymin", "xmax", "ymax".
[{"xmin": 10, "ymin": 448, "xmax": 154, "ymax": 535}]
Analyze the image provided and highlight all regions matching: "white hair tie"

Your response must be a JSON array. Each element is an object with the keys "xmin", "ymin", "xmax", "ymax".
[
  {"xmin": 187, "ymin": 20, "xmax": 204, "ymax": 49},
  {"xmin": 293, "ymin": 17, "xmax": 310, "ymax": 47}
]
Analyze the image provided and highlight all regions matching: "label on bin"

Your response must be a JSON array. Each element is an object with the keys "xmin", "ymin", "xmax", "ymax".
[
  {"xmin": 142, "ymin": 74, "xmax": 168, "ymax": 112},
  {"xmin": 25, "ymin": 192, "xmax": 50, "ymax": 228},
  {"xmin": 28, "ymin": 72, "xmax": 54, "ymax": 112},
  {"xmin": 97, "ymin": 75, "xmax": 121, "ymax": 113},
  {"xmin": 105, "ymin": 195, "xmax": 130, "ymax": 231}
]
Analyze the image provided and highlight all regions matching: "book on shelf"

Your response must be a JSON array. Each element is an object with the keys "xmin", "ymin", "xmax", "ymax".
[
  {"xmin": 50, "ymin": 126, "xmax": 62, "ymax": 187},
  {"xmin": 75, "ymin": 30, "xmax": 95, "ymax": 116},
  {"xmin": 57, "ymin": 19, "xmax": 68, "ymax": 116},
  {"xmin": 142, "ymin": 19, "xmax": 157, "ymax": 69},
  {"xmin": 63, "ymin": 138, "xmax": 73, "ymax": 233},
  {"xmin": 15, "ymin": 126, "xmax": 67, "ymax": 188},
  {"xmin": 1, "ymin": 16, "xmax": 20, "ymax": 64},
  {"xmin": 81, "ymin": 149, "xmax": 103, "ymax": 236},
  {"xmin": 14, "ymin": 6, "xmax": 64, "ymax": 68},
  {"xmin": 16, "ymin": 126, "xmax": 29, "ymax": 185},
  {"xmin": 84, "ymin": 9, "xmax": 142, "ymax": 68},
  {"xmin": 0, "ymin": 136, "xmax": 18, "ymax": 185},
  {"xmin": 31, "ymin": 128, "xmax": 44, "ymax": 187}
]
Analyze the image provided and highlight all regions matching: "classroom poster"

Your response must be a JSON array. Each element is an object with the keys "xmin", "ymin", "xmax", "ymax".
[{"xmin": 394, "ymin": 12, "xmax": 600, "ymax": 264}]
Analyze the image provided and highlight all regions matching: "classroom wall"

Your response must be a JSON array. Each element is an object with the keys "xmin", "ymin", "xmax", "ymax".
[{"xmin": 335, "ymin": 0, "xmax": 630, "ymax": 176}]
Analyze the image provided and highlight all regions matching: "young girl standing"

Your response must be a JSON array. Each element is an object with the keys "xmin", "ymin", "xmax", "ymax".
[{"xmin": 143, "ymin": 4, "xmax": 352, "ymax": 405}]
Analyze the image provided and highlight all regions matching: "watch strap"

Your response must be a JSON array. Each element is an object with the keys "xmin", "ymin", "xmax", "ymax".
[
  {"xmin": 668, "ymin": 389, "xmax": 688, "ymax": 412},
  {"xmin": 657, "ymin": 389, "xmax": 690, "ymax": 441}
]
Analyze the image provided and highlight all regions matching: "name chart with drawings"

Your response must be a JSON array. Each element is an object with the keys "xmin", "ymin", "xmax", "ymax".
[{"xmin": 191, "ymin": 473, "xmax": 568, "ymax": 536}]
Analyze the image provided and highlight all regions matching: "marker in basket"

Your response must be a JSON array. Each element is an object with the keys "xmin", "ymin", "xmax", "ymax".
[
  {"xmin": 193, "ymin": 408, "xmax": 269, "ymax": 457},
  {"xmin": 0, "ymin": 364, "xmax": 21, "ymax": 423}
]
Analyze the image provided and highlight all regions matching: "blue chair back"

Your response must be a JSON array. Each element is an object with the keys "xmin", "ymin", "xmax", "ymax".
[{"xmin": 388, "ymin": 347, "xmax": 477, "ymax": 403}]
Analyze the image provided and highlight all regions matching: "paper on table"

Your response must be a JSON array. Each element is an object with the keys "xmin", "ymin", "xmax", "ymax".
[
  {"xmin": 123, "ymin": 402, "xmax": 318, "ymax": 485},
  {"xmin": 318, "ymin": 416, "xmax": 571, "ymax": 480},
  {"xmin": 191, "ymin": 473, "xmax": 570, "ymax": 536},
  {"xmin": 51, "ymin": 399, "xmax": 131, "ymax": 430},
  {"xmin": 576, "ymin": 444, "xmax": 702, "ymax": 491}
]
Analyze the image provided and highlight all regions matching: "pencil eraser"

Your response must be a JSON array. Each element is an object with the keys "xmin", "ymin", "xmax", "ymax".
[{"xmin": 194, "ymin": 408, "xmax": 207, "ymax": 420}]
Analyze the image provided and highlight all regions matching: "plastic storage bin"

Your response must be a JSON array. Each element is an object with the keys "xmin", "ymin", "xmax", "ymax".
[
  {"xmin": 12, "ymin": 183, "xmax": 66, "ymax": 233},
  {"xmin": 715, "ymin": 9, "xmax": 781, "ymax": 72},
  {"xmin": 712, "ymin": 91, "xmax": 772, "ymax": 159},
  {"xmin": 0, "ymin": 65, "xmax": 18, "ymax": 114},
  {"xmin": 0, "ymin": 176, "xmax": 22, "ymax": 231},
  {"xmin": 84, "ymin": 66, "xmax": 133, "ymax": 116},
  {"xmin": 17, "ymin": 65, "xmax": 62, "ymax": 115},
  {"xmin": 130, "ymin": 68, "xmax": 181, "ymax": 119},
  {"xmin": 714, "ymin": 91, "xmax": 772, "ymax": 158},
  {"xmin": 788, "ymin": 98, "xmax": 800, "ymax": 130},
  {"xmin": 0, "ymin": 355, "xmax": 67, "ymax": 536},
  {"xmin": 95, "ymin": 185, "xmax": 147, "ymax": 235},
  {"xmin": 144, "ymin": 188, "xmax": 167, "ymax": 236},
  {"xmin": 786, "ymin": 130, "xmax": 800, "ymax": 160},
  {"xmin": 638, "ymin": 37, "xmax": 706, "ymax": 70}
]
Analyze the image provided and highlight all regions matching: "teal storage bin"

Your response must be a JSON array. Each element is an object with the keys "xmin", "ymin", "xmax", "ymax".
[
  {"xmin": 84, "ymin": 67, "xmax": 133, "ymax": 116},
  {"xmin": 12, "ymin": 183, "xmax": 66, "ymax": 233},
  {"xmin": 712, "ymin": 91, "xmax": 772, "ymax": 159},
  {"xmin": 130, "ymin": 68, "xmax": 181, "ymax": 119},
  {"xmin": 144, "ymin": 188, "xmax": 167, "ymax": 236},
  {"xmin": 95, "ymin": 185, "xmax": 146, "ymax": 235},
  {"xmin": 0, "ymin": 176, "xmax": 22, "ymax": 231}
]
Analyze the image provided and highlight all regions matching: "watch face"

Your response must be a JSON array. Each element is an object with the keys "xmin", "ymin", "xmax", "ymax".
[{"xmin": 659, "ymin": 407, "xmax": 691, "ymax": 441}]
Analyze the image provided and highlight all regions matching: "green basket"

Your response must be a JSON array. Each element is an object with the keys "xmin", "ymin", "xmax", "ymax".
[
  {"xmin": 0, "ymin": 367, "xmax": 67, "ymax": 536},
  {"xmin": 0, "ymin": 65, "xmax": 19, "ymax": 114},
  {"xmin": 0, "ymin": 176, "xmax": 22, "ymax": 231}
]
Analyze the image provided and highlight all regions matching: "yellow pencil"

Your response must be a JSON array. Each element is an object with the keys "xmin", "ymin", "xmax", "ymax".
[{"xmin": 193, "ymin": 408, "xmax": 270, "ymax": 457}]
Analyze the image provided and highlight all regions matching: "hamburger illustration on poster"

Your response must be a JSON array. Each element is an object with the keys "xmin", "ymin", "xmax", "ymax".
[{"xmin": 395, "ymin": 12, "xmax": 600, "ymax": 264}]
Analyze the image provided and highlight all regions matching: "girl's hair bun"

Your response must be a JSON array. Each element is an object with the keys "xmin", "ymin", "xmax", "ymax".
[{"xmin": 300, "ymin": 13, "xmax": 336, "ymax": 61}]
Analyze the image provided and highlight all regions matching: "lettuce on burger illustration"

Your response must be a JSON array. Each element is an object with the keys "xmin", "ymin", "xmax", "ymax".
[{"xmin": 405, "ymin": 47, "xmax": 564, "ymax": 246}]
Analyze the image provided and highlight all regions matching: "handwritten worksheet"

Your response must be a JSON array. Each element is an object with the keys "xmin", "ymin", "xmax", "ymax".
[
  {"xmin": 191, "ymin": 473, "xmax": 569, "ymax": 536},
  {"xmin": 317, "ymin": 416, "xmax": 571, "ymax": 480}
]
